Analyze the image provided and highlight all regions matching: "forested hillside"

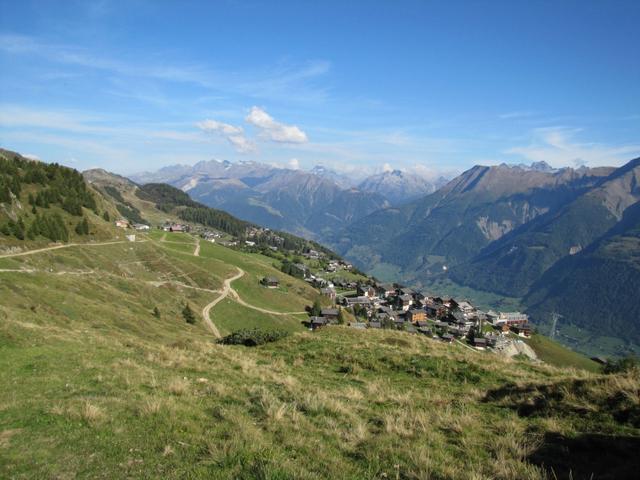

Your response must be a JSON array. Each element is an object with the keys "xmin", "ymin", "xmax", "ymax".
[{"xmin": 0, "ymin": 150, "xmax": 114, "ymax": 244}]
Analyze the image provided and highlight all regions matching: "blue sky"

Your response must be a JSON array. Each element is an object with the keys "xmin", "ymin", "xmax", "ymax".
[{"xmin": 1, "ymin": 0, "xmax": 639, "ymax": 177}]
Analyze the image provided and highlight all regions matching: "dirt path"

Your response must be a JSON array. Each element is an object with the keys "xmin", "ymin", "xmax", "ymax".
[
  {"xmin": 201, "ymin": 268, "xmax": 245, "ymax": 338},
  {"xmin": 193, "ymin": 238, "xmax": 200, "ymax": 257},
  {"xmin": 0, "ymin": 239, "xmax": 144, "ymax": 259}
]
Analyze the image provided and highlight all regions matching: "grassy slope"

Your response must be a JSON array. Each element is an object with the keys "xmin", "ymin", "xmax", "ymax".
[
  {"xmin": 1, "ymin": 232, "xmax": 639, "ymax": 478},
  {"xmin": 522, "ymin": 334, "xmax": 600, "ymax": 373}
]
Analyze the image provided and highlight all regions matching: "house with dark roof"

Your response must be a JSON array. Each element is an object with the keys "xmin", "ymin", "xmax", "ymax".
[{"xmin": 261, "ymin": 276, "xmax": 280, "ymax": 288}]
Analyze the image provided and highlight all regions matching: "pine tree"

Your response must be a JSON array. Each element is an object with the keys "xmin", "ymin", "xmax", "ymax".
[
  {"xmin": 103, "ymin": 211, "xmax": 110, "ymax": 222},
  {"xmin": 311, "ymin": 299, "xmax": 322, "ymax": 317},
  {"xmin": 182, "ymin": 303, "xmax": 196, "ymax": 324},
  {"xmin": 152, "ymin": 306, "xmax": 161, "ymax": 319},
  {"xmin": 75, "ymin": 217, "xmax": 89, "ymax": 235}
]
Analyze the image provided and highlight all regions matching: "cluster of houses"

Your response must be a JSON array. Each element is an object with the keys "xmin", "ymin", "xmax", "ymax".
[{"xmin": 309, "ymin": 281, "xmax": 533, "ymax": 350}]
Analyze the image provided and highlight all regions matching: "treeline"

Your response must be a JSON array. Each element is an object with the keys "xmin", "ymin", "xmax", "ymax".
[
  {"xmin": 179, "ymin": 207, "xmax": 249, "ymax": 237},
  {"xmin": 136, "ymin": 183, "xmax": 199, "ymax": 212}
]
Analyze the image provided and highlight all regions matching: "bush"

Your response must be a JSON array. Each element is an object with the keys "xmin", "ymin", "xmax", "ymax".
[
  {"xmin": 218, "ymin": 328, "xmax": 289, "ymax": 347},
  {"xmin": 604, "ymin": 356, "xmax": 639, "ymax": 374},
  {"xmin": 182, "ymin": 304, "xmax": 196, "ymax": 324}
]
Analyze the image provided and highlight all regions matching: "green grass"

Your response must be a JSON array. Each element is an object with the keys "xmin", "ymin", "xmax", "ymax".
[
  {"xmin": 1, "ymin": 229, "xmax": 638, "ymax": 479},
  {"xmin": 212, "ymin": 298, "xmax": 305, "ymax": 336},
  {"xmin": 523, "ymin": 334, "xmax": 601, "ymax": 373}
]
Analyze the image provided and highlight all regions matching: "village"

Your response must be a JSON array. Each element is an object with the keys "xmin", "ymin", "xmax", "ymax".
[
  {"xmin": 114, "ymin": 217, "xmax": 536, "ymax": 360},
  {"xmin": 303, "ymin": 278, "xmax": 536, "ymax": 359}
]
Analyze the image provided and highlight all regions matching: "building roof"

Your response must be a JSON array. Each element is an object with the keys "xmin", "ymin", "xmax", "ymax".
[{"xmin": 321, "ymin": 308, "xmax": 339, "ymax": 316}]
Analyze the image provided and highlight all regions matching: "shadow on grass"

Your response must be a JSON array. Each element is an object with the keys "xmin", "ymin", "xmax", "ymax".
[{"xmin": 528, "ymin": 432, "xmax": 640, "ymax": 480}]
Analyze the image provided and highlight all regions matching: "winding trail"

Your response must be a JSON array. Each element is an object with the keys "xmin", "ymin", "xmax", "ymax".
[
  {"xmin": 201, "ymin": 268, "xmax": 245, "ymax": 338},
  {"xmin": 193, "ymin": 238, "xmax": 200, "ymax": 257}
]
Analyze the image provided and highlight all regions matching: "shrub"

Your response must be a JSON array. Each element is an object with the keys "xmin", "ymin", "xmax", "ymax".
[
  {"xmin": 218, "ymin": 328, "xmax": 289, "ymax": 347},
  {"xmin": 604, "ymin": 356, "xmax": 639, "ymax": 374},
  {"xmin": 182, "ymin": 304, "xmax": 196, "ymax": 324}
]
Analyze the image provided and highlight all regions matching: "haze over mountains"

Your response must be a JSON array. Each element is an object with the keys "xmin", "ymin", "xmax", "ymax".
[{"xmin": 131, "ymin": 160, "xmax": 442, "ymax": 239}]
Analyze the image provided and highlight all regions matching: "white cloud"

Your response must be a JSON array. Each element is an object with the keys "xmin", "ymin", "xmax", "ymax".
[
  {"xmin": 288, "ymin": 158, "xmax": 300, "ymax": 169},
  {"xmin": 246, "ymin": 106, "xmax": 308, "ymax": 144},
  {"xmin": 382, "ymin": 163, "xmax": 393, "ymax": 172},
  {"xmin": 23, "ymin": 153, "xmax": 41, "ymax": 161},
  {"xmin": 507, "ymin": 127, "xmax": 640, "ymax": 168},
  {"xmin": 196, "ymin": 119, "xmax": 255, "ymax": 153}
]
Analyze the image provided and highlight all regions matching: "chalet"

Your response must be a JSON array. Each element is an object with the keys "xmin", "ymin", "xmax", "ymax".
[
  {"xmin": 357, "ymin": 284, "xmax": 377, "ymax": 298},
  {"xmin": 376, "ymin": 283, "xmax": 397, "ymax": 298},
  {"xmin": 495, "ymin": 312, "xmax": 529, "ymax": 326},
  {"xmin": 261, "ymin": 277, "xmax": 279, "ymax": 288},
  {"xmin": 458, "ymin": 301, "xmax": 475, "ymax": 314},
  {"xmin": 407, "ymin": 308, "xmax": 427, "ymax": 323},
  {"xmin": 320, "ymin": 287, "xmax": 337, "ymax": 301},
  {"xmin": 369, "ymin": 321, "xmax": 382, "ymax": 329},
  {"xmin": 511, "ymin": 324, "xmax": 532, "ymax": 337},
  {"xmin": 309, "ymin": 316, "xmax": 328, "ymax": 330},
  {"xmin": 115, "ymin": 219, "xmax": 129, "ymax": 229},
  {"xmin": 473, "ymin": 337, "xmax": 488, "ymax": 349},
  {"xmin": 321, "ymin": 308, "xmax": 339, "ymax": 321},
  {"xmin": 344, "ymin": 296, "xmax": 371, "ymax": 307},
  {"xmin": 415, "ymin": 320, "xmax": 430, "ymax": 328},
  {"xmin": 133, "ymin": 223, "xmax": 150, "ymax": 231},
  {"xmin": 169, "ymin": 224, "xmax": 187, "ymax": 232},
  {"xmin": 441, "ymin": 333, "xmax": 454, "ymax": 343},
  {"xmin": 444, "ymin": 298, "xmax": 459, "ymax": 311},
  {"xmin": 424, "ymin": 304, "xmax": 439, "ymax": 317},
  {"xmin": 398, "ymin": 294, "xmax": 413, "ymax": 311}
]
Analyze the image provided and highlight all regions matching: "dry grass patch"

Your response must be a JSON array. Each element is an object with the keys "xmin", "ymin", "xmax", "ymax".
[
  {"xmin": 79, "ymin": 400, "xmax": 105, "ymax": 425},
  {"xmin": 166, "ymin": 377, "xmax": 190, "ymax": 396}
]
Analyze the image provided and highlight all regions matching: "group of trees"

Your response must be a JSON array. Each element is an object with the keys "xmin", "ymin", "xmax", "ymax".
[
  {"xmin": 280, "ymin": 258, "xmax": 305, "ymax": 278},
  {"xmin": 1, "ymin": 152, "xmax": 99, "ymax": 242},
  {"xmin": 1, "ymin": 213, "xmax": 71, "ymax": 242}
]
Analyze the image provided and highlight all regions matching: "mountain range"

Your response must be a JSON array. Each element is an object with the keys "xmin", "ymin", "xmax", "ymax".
[{"xmin": 130, "ymin": 160, "xmax": 441, "ymax": 239}]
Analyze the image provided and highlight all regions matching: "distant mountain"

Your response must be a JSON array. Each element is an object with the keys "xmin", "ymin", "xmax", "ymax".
[
  {"xmin": 335, "ymin": 157, "xmax": 640, "ymax": 355},
  {"xmin": 335, "ymin": 162, "xmax": 613, "ymax": 282},
  {"xmin": 524, "ymin": 200, "xmax": 640, "ymax": 352},
  {"xmin": 130, "ymin": 159, "xmax": 389, "ymax": 240},
  {"xmin": 357, "ymin": 169, "xmax": 437, "ymax": 205},
  {"xmin": 450, "ymin": 158, "xmax": 640, "ymax": 297},
  {"xmin": 309, "ymin": 165, "xmax": 355, "ymax": 188}
]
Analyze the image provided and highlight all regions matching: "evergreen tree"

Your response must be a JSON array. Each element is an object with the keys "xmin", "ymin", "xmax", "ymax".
[
  {"xmin": 75, "ymin": 217, "xmax": 89, "ymax": 235},
  {"xmin": 311, "ymin": 299, "xmax": 322, "ymax": 317},
  {"xmin": 103, "ymin": 211, "xmax": 110, "ymax": 222},
  {"xmin": 152, "ymin": 306, "xmax": 161, "ymax": 319},
  {"xmin": 337, "ymin": 307, "xmax": 345, "ymax": 325},
  {"xmin": 182, "ymin": 303, "xmax": 196, "ymax": 324}
]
